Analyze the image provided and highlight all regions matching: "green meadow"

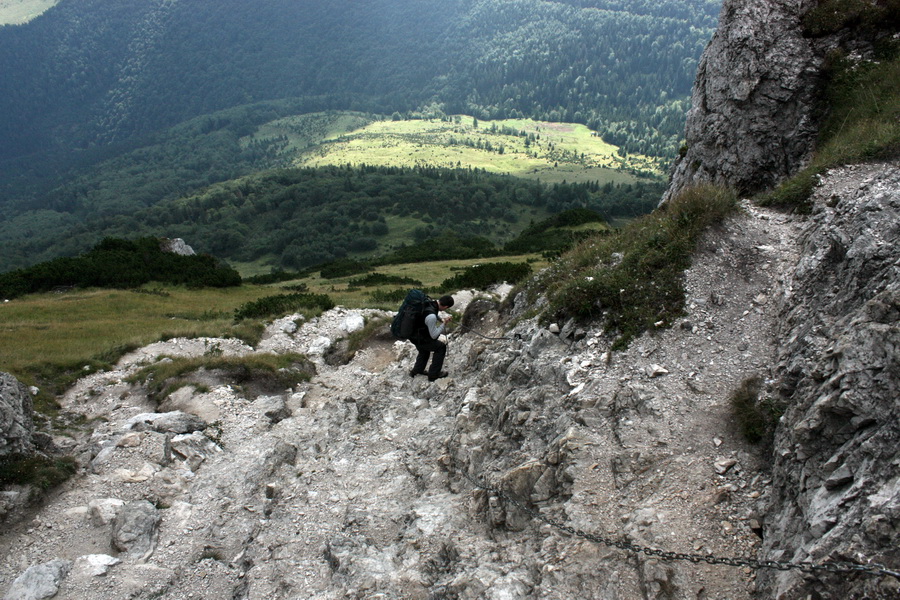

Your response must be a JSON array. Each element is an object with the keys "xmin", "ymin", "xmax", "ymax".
[
  {"xmin": 0, "ymin": 0, "xmax": 58, "ymax": 25},
  {"xmin": 243, "ymin": 114, "xmax": 664, "ymax": 185},
  {"xmin": 0, "ymin": 253, "xmax": 544, "ymax": 380}
]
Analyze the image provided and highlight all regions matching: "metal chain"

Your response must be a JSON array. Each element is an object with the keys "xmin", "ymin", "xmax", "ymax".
[
  {"xmin": 457, "ymin": 468, "xmax": 900, "ymax": 579},
  {"xmin": 453, "ymin": 324, "xmax": 515, "ymax": 341}
]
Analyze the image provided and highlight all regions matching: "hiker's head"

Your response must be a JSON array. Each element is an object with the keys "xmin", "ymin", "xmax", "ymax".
[{"xmin": 438, "ymin": 295, "xmax": 454, "ymax": 310}]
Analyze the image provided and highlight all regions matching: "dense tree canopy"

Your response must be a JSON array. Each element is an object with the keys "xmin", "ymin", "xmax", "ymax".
[{"xmin": 0, "ymin": 0, "xmax": 717, "ymax": 272}]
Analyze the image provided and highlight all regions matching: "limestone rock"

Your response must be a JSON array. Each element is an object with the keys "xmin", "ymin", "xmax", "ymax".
[
  {"xmin": 126, "ymin": 411, "xmax": 207, "ymax": 434},
  {"xmin": 158, "ymin": 238, "xmax": 195, "ymax": 256},
  {"xmin": 759, "ymin": 164, "xmax": 900, "ymax": 599},
  {"xmin": 3, "ymin": 559, "xmax": 71, "ymax": 600},
  {"xmin": 0, "ymin": 372, "xmax": 35, "ymax": 457},
  {"xmin": 111, "ymin": 500, "xmax": 160, "ymax": 559}
]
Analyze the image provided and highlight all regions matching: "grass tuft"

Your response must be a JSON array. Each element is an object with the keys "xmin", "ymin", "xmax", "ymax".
[
  {"xmin": 127, "ymin": 353, "xmax": 316, "ymax": 404},
  {"xmin": 729, "ymin": 376, "xmax": 784, "ymax": 444}
]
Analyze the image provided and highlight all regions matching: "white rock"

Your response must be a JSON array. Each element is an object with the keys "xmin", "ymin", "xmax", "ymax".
[
  {"xmin": 76, "ymin": 554, "xmax": 120, "ymax": 577},
  {"xmin": 340, "ymin": 314, "xmax": 366, "ymax": 334},
  {"xmin": 647, "ymin": 364, "xmax": 669, "ymax": 378}
]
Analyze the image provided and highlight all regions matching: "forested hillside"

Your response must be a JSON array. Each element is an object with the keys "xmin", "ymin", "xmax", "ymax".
[
  {"xmin": 0, "ymin": 0, "xmax": 720, "ymax": 272},
  {"xmin": 0, "ymin": 0, "xmax": 718, "ymax": 167}
]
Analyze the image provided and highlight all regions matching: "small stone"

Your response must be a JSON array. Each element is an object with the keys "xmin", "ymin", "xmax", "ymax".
[
  {"xmin": 715, "ymin": 458, "xmax": 738, "ymax": 475},
  {"xmin": 647, "ymin": 364, "xmax": 669, "ymax": 378},
  {"xmin": 548, "ymin": 323, "xmax": 561, "ymax": 334}
]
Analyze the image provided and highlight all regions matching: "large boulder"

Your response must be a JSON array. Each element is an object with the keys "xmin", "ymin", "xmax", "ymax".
[{"xmin": 0, "ymin": 372, "xmax": 35, "ymax": 458}]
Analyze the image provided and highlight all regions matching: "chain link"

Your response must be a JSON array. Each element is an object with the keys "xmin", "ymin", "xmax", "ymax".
[{"xmin": 457, "ymin": 468, "xmax": 900, "ymax": 579}]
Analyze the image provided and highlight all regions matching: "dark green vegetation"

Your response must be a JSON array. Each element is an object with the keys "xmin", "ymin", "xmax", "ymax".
[
  {"xmin": 0, "ymin": 0, "xmax": 717, "ymax": 161},
  {"xmin": 729, "ymin": 375, "xmax": 784, "ymax": 445},
  {"xmin": 126, "ymin": 353, "xmax": 316, "ymax": 405},
  {"xmin": 0, "ymin": 0, "xmax": 717, "ymax": 272},
  {"xmin": 233, "ymin": 293, "xmax": 336, "ymax": 322},
  {"xmin": 0, "ymin": 454, "xmax": 78, "ymax": 490},
  {"xmin": 67, "ymin": 165, "xmax": 662, "ymax": 272},
  {"xmin": 0, "ymin": 237, "xmax": 241, "ymax": 300},
  {"xmin": 761, "ymin": 2, "xmax": 900, "ymax": 212},
  {"xmin": 440, "ymin": 262, "xmax": 533, "ymax": 291},
  {"xmin": 535, "ymin": 185, "xmax": 738, "ymax": 349}
]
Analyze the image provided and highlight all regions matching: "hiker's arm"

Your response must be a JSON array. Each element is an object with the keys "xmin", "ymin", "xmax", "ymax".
[{"xmin": 425, "ymin": 313, "xmax": 445, "ymax": 339}]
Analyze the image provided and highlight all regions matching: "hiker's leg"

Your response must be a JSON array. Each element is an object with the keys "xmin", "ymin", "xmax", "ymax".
[
  {"xmin": 412, "ymin": 343, "xmax": 430, "ymax": 374},
  {"xmin": 426, "ymin": 339, "xmax": 447, "ymax": 378}
]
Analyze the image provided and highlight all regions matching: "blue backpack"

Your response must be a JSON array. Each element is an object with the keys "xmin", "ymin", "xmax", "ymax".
[{"xmin": 391, "ymin": 289, "xmax": 432, "ymax": 340}]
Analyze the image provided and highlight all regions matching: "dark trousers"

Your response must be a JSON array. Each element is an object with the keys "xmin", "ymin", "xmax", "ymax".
[{"xmin": 412, "ymin": 337, "xmax": 446, "ymax": 377}]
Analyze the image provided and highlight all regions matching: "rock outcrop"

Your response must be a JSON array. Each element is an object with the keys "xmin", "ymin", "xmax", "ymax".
[
  {"xmin": 665, "ymin": 0, "xmax": 821, "ymax": 200},
  {"xmin": 759, "ymin": 163, "xmax": 900, "ymax": 599},
  {"xmin": 0, "ymin": 372, "xmax": 35, "ymax": 458},
  {"xmin": 664, "ymin": 0, "xmax": 895, "ymax": 202}
]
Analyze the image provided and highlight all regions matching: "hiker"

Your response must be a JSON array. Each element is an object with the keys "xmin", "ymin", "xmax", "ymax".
[{"xmin": 409, "ymin": 295, "xmax": 454, "ymax": 381}]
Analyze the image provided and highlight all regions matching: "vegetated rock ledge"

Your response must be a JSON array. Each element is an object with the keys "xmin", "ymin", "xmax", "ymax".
[{"xmin": 2, "ymin": 167, "xmax": 898, "ymax": 599}]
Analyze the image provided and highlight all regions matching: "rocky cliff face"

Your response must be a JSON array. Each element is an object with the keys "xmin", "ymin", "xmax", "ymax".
[
  {"xmin": 0, "ymin": 372, "xmax": 35, "ymax": 458},
  {"xmin": 665, "ymin": 0, "xmax": 821, "ymax": 200},
  {"xmin": 759, "ymin": 163, "xmax": 900, "ymax": 599}
]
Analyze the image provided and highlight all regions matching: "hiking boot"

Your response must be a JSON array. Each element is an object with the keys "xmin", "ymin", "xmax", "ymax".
[
  {"xmin": 409, "ymin": 369, "xmax": 425, "ymax": 378},
  {"xmin": 428, "ymin": 371, "xmax": 449, "ymax": 382}
]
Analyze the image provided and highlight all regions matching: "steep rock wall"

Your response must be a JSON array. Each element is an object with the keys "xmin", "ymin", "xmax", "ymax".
[
  {"xmin": 759, "ymin": 163, "xmax": 900, "ymax": 599},
  {"xmin": 0, "ymin": 372, "xmax": 35, "ymax": 458},
  {"xmin": 664, "ymin": 0, "xmax": 822, "ymax": 201}
]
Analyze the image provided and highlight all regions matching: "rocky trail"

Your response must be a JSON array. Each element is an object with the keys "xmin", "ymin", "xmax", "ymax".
[{"xmin": 1, "ymin": 200, "xmax": 808, "ymax": 600}]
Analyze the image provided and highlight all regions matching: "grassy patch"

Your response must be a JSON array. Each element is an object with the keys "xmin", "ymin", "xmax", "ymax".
[
  {"xmin": 538, "ymin": 185, "xmax": 738, "ymax": 349},
  {"xmin": 127, "ymin": 353, "xmax": 316, "ymax": 404},
  {"xmin": 288, "ymin": 116, "xmax": 663, "ymax": 183},
  {"xmin": 0, "ymin": 286, "xmax": 280, "ymax": 383}
]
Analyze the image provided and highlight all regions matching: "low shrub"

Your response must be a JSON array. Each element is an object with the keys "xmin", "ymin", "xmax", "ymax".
[
  {"xmin": 347, "ymin": 273, "xmax": 422, "ymax": 288},
  {"xmin": 319, "ymin": 258, "xmax": 371, "ymax": 279},
  {"xmin": 0, "ymin": 237, "xmax": 241, "ymax": 300},
  {"xmin": 233, "ymin": 293, "xmax": 334, "ymax": 321},
  {"xmin": 730, "ymin": 376, "xmax": 783, "ymax": 444},
  {"xmin": 368, "ymin": 288, "xmax": 412, "ymax": 304},
  {"xmin": 0, "ymin": 454, "xmax": 78, "ymax": 490},
  {"xmin": 244, "ymin": 270, "xmax": 307, "ymax": 284},
  {"xmin": 439, "ymin": 262, "xmax": 532, "ymax": 291}
]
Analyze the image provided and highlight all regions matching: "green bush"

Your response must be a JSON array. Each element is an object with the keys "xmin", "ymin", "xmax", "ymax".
[
  {"xmin": 0, "ymin": 237, "xmax": 241, "ymax": 299},
  {"xmin": 233, "ymin": 293, "xmax": 334, "ymax": 321},
  {"xmin": 368, "ymin": 288, "xmax": 414, "ymax": 303},
  {"xmin": 440, "ymin": 262, "xmax": 533, "ymax": 291},
  {"xmin": 0, "ymin": 454, "xmax": 78, "ymax": 490},
  {"xmin": 729, "ymin": 376, "xmax": 783, "ymax": 444},
  {"xmin": 381, "ymin": 233, "xmax": 499, "ymax": 264},
  {"xmin": 319, "ymin": 258, "xmax": 372, "ymax": 279},
  {"xmin": 347, "ymin": 273, "xmax": 422, "ymax": 288},
  {"xmin": 244, "ymin": 270, "xmax": 307, "ymax": 284}
]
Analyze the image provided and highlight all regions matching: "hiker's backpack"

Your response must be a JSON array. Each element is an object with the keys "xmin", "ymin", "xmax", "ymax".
[{"xmin": 391, "ymin": 289, "xmax": 432, "ymax": 340}]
